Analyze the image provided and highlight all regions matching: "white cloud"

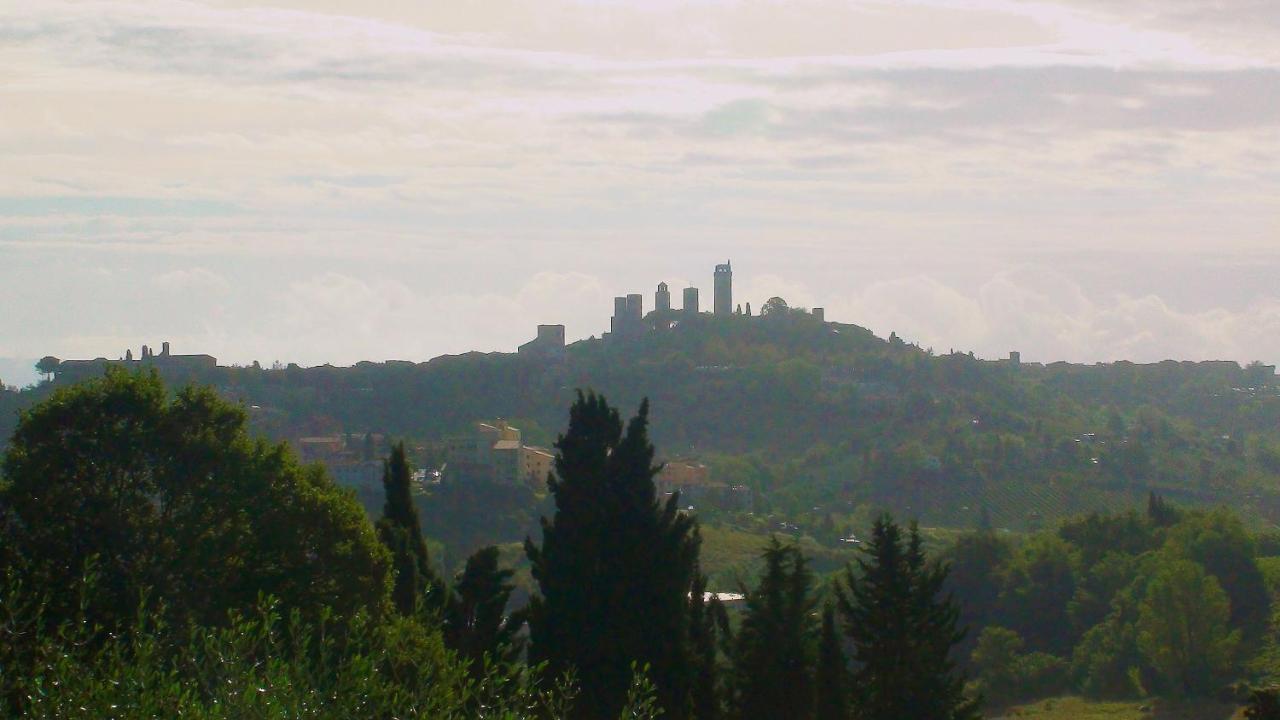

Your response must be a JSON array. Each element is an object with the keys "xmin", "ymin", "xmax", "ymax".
[{"xmin": 1, "ymin": 0, "xmax": 1277, "ymax": 368}]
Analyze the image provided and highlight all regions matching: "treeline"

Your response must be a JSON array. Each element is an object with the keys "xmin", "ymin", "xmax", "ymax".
[
  {"xmin": 13, "ymin": 312, "xmax": 1279, "ymax": 532},
  {"xmin": 0, "ymin": 369, "xmax": 978, "ymax": 719},
  {"xmin": 949, "ymin": 494, "xmax": 1280, "ymax": 708}
]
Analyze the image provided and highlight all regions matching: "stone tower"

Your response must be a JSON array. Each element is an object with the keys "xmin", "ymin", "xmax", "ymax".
[
  {"xmin": 683, "ymin": 287, "xmax": 700, "ymax": 314},
  {"xmin": 713, "ymin": 260, "xmax": 733, "ymax": 316},
  {"xmin": 656, "ymin": 282, "xmax": 671, "ymax": 312}
]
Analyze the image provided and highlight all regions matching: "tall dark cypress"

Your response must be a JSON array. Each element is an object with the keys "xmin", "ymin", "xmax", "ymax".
[
  {"xmin": 444, "ymin": 545, "xmax": 523, "ymax": 676},
  {"xmin": 729, "ymin": 538, "xmax": 816, "ymax": 720},
  {"xmin": 376, "ymin": 441, "xmax": 437, "ymax": 615},
  {"xmin": 835, "ymin": 515, "xmax": 979, "ymax": 720},
  {"xmin": 525, "ymin": 392, "xmax": 699, "ymax": 719},
  {"xmin": 814, "ymin": 602, "xmax": 849, "ymax": 720},
  {"xmin": 689, "ymin": 567, "xmax": 726, "ymax": 720}
]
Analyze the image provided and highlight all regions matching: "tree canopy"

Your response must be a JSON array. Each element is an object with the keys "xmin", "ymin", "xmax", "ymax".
[{"xmin": 0, "ymin": 368, "xmax": 389, "ymax": 629}]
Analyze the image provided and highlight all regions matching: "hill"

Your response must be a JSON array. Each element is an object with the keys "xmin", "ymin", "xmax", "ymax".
[{"xmin": 5, "ymin": 310, "xmax": 1279, "ymax": 536}]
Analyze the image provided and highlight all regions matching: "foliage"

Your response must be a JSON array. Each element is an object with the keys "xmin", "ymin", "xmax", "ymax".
[
  {"xmin": 1136, "ymin": 557, "xmax": 1240, "ymax": 696},
  {"xmin": 728, "ymin": 537, "xmax": 816, "ymax": 720},
  {"xmin": 1245, "ymin": 687, "xmax": 1280, "ymax": 720},
  {"xmin": 813, "ymin": 601, "xmax": 849, "ymax": 720},
  {"xmin": 970, "ymin": 626, "xmax": 1068, "ymax": 708},
  {"xmin": 836, "ymin": 515, "xmax": 980, "ymax": 720},
  {"xmin": 687, "ymin": 569, "xmax": 726, "ymax": 720},
  {"xmin": 444, "ymin": 545, "xmax": 524, "ymax": 676},
  {"xmin": 524, "ymin": 391, "xmax": 699, "ymax": 719},
  {"xmin": 0, "ymin": 574, "xmax": 571, "ymax": 720},
  {"xmin": 0, "ymin": 368, "xmax": 389, "ymax": 632},
  {"xmin": 377, "ymin": 441, "xmax": 439, "ymax": 616}
]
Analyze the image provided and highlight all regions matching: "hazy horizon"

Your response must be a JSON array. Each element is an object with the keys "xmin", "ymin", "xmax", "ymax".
[{"xmin": 4, "ymin": 0, "xmax": 1279, "ymax": 387}]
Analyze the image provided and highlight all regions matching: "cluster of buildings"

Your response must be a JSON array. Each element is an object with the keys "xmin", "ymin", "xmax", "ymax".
[
  {"xmin": 606, "ymin": 260, "xmax": 736, "ymax": 341},
  {"xmin": 444, "ymin": 420, "xmax": 555, "ymax": 487},
  {"xmin": 54, "ymin": 342, "xmax": 218, "ymax": 380},
  {"xmin": 517, "ymin": 260, "xmax": 831, "ymax": 352},
  {"xmin": 440, "ymin": 419, "xmax": 751, "ymax": 510}
]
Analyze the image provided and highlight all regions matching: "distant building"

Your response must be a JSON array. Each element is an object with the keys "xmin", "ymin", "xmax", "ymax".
[
  {"xmin": 655, "ymin": 282, "xmax": 672, "ymax": 313},
  {"xmin": 445, "ymin": 420, "xmax": 531, "ymax": 485},
  {"xmin": 519, "ymin": 324, "xmax": 566, "ymax": 359},
  {"xmin": 56, "ymin": 342, "xmax": 217, "ymax": 381},
  {"xmin": 610, "ymin": 293, "xmax": 645, "ymax": 339},
  {"xmin": 522, "ymin": 445, "xmax": 556, "ymax": 488},
  {"xmin": 1009, "ymin": 351, "xmax": 1022, "ymax": 369},
  {"xmin": 812, "ymin": 308, "xmax": 825, "ymax": 322},
  {"xmin": 713, "ymin": 261, "xmax": 733, "ymax": 316},
  {"xmin": 655, "ymin": 459, "xmax": 751, "ymax": 511},
  {"xmin": 683, "ymin": 287, "xmax": 700, "ymax": 314}
]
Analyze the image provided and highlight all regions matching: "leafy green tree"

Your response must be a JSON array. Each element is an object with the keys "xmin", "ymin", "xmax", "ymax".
[
  {"xmin": 943, "ymin": 527, "xmax": 1011, "ymax": 658},
  {"xmin": 34, "ymin": 356, "xmax": 59, "ymax": 381},
  {"xmin": 0, "ymin": 368, "xmax": 389, "ymax": 630},
  {"xmin": 525, "ymin": 391, "xmax": 699, "ymax": 719},
  {"xmin": 970, "ymin": 626, "xmax": 1068, "ymax": 708},
  {"xmin": 1163, "ymin": 509, "xmax": 1269, "ymax": 638},
  {"xmin": 998, "ymin": 533, "xmax": 1079, "ymax": 655},
  {"xmin": 969, "ymin": 626, "xmax": 1022, "ymax": 707},
  {"xmin": 1070, "ymin": 575, "xmax": 1148, "ymax": 699},
  {"xmin": 730, "ymin": 538, "xmax": 816, "ymax": 720},
  {"xmin": 814, "ymin": 601, "xmax": 849, "ymax": 720},
  {"xmin": 761, "ymin": 297, "xmax": 790, "ymax": 316},
  {"xmin": 836, "ymin": 515, "xmax": 979, "ymax": 720},
  {"xmin": 377, "ymin": 441, "xmax": 438, "ymax": 615},
  {"xmin": 1136, "ymin": 557, "xmax": 1239, "ymax": 696},
  {"xmin": 444, "ymin": 546, "xmax": 523, "ymax": 676}
]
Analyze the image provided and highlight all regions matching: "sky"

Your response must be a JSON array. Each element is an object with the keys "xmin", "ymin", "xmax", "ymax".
[{"xmin": 2, "ymin": 0, "xmax": 1279, "ymax": 387}]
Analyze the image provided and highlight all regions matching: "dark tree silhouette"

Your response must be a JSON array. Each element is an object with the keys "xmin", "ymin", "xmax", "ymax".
[
  {"xmin": 525, "ymin": 391, "xmax": 700, "ymax": 719},
  {"xmin": 836, "ymin": 515, "xmax": 979, "ymax": 720},
  {"xmin": 814, "ymin": 601, "xmax": 849, "ymax": 720},
  {"xmin": 444, "ymin": 545, "xmax": 523, "ymax": 676},
  {"xmin": 730, "ymin": 537, "xmax": 816, "ymax": 720},
  {"xmin": 377, "ymin": 441, "xmax": 438, "ymax": 615}
]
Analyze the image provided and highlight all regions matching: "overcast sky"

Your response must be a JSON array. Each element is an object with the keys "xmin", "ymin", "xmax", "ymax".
[{"xmin": 2, "ymin": 0, "xmax": 1278, "ymax": 386}]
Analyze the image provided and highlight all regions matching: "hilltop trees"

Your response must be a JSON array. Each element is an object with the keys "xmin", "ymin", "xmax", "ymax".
[
  {"xmin": 0, "ymin": 368, "xmax": 389, "ymax": 630},
  {"xmin": 524, "ymin": 391, "xmax": 700, "ymax": 719}
]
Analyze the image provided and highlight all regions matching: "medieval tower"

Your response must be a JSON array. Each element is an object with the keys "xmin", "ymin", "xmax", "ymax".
[{"xmin": 713, "ymin": 260, "xmax": 733, "ymax": 316}]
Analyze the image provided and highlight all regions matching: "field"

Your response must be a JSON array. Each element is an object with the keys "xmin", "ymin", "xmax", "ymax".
[{"xmin": 992, "ymin": 696, "xmax": 1244, "ymax": 720}]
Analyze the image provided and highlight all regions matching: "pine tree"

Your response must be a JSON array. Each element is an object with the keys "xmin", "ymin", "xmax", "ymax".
[
  {"xmin": 376, "ymin": 441, "xmax": 437, "ymax": 616},
  {"xmin": 525, "ymin": 392, "xmax": 700, "ymax": 719},
  {"xmin": 444, "ymin": 545, "xmax": 523, "ymax": 676},
  {"xmin": 814, "ymin": 602, "xmax": 849, "ymax": 720},
  {"xmin": 835, "ymin": 515, "xmax": 979, "ymax": 720},
  {"xmin": 689, "ymin": 568, "xmax": 727, "ymax": 720},
  {"xmin": 730, "ymin": 538, "xmax": 816, "ymax": 720}
]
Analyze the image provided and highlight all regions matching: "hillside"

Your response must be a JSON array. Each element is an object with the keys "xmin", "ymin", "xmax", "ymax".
[{"xmin": 5, "ymin": 310, "xmax": 1279, "ymax": 534}]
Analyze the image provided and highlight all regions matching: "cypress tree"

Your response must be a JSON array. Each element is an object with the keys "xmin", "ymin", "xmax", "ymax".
[
  {"xmin": 729, "ymin": 538, "xmax": 816, "ymax": 720},
  {"xmin": 835, "ymin": 515, "xmax": 979, "ymax": 720},
  {"xmin": 525, "ymin": 391, "xmax": 699, "ymax": 719},
  {"xmin": 444, "ymin": 545, "xmax": 523, "ymax": 676},
  {"xmin": 689, "ymin": 568, "xmax": 726, "ymax": 720},
  {"xmin": 377, "ymin": 441, "xmax": 437, "ymax": 615},
  {"xmin": 814, "ymin": 602, "xmax": 849, "ymax": 720}
]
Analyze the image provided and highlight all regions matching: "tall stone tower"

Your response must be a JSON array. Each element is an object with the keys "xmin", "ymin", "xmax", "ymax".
[
  {"xmin": 655, "ymin": 282, "xmax": 671, "ymax": 312},
  {"xmin": 713, "ymin": 260, "xmax": 733, "ymax": 316},
  {"xmin": 683, "ymin": 287, "xmax": 700, "ymax": 314}
]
